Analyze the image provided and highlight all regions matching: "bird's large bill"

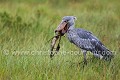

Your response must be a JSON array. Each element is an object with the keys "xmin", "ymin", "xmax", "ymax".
[{"xmin": 55, "ymin": 21, "xmax": 68, "ymax": 36}]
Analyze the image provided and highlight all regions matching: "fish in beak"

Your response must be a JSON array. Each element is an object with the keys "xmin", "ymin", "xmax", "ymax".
[{"xmin": 55, "ymin": 20, "xmax": 68, "ymax": 36}]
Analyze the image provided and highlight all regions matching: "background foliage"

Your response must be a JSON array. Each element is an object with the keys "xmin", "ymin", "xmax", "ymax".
[{"xmin": 0, "ymin": 0, "xmax": 120, "ymax": 80}]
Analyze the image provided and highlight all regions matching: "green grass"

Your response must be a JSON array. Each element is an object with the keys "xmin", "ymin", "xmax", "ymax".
[{"xmin": 0, "ymin": 0, "xmax": 120, "ymax": 80}]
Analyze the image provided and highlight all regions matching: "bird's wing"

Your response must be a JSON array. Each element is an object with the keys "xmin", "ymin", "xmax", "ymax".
[
  {"xmin": 73, "ymin": 28, "xmax": 113, "ymax": 60},
  {"xmin": 73, "ymin": 28, "xmax": 104, "ymax": 51},
  {"xmin": 76, "ymin": 28, "xmax": 102, "ymax": 44},
  {"xmin": 66, "ymin": 28, "xmax": 113, "ymax": 60}
]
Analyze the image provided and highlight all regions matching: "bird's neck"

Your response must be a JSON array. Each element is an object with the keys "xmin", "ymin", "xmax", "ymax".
[{"xmin": 68, "ymin": 25, "xmax": 75, "ymax": 30}]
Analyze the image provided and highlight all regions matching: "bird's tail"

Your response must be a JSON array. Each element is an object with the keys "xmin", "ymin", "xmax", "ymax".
[
  {"xmin": 92, "ymin": 44, "xmax": 114, "ymax": 61},
  {"xmin": 101, "ymin": 47, "xmax": 114, "ymax": 61}
]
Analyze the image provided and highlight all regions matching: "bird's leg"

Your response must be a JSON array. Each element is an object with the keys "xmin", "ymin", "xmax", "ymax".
[{"xmin": 82, "ymin": 50, "xmax": 87, "ymax": 65}]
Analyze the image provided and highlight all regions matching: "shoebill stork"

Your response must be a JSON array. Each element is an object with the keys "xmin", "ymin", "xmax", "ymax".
[{"xmin": 55, "ymin": 16, "xmax": 113, "ymax": 63}]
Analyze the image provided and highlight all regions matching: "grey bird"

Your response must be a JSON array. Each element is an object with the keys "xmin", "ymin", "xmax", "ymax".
[{"xmin": 55, "ymin": 16, "xmax": 114, "ymax": 64}]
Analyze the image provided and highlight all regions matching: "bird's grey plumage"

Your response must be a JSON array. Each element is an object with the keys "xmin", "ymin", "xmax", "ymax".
[{"xmin": 61, "ymin": 16, "xmax": 113, "ymax": 62}]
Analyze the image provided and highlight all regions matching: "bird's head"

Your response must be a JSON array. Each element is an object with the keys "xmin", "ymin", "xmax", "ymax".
[{"xmin": 55, "ymin": 16, "xmax": 77, "ymax": 36}]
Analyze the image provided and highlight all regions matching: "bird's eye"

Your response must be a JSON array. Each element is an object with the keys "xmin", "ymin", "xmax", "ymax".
[
  {"xmin": 65, "ymin": 20, "xmax": 68, "ymax": 22},
  {"xmin": 73, "ymin": 17, "xmax": 77, "ymax": 20}
]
